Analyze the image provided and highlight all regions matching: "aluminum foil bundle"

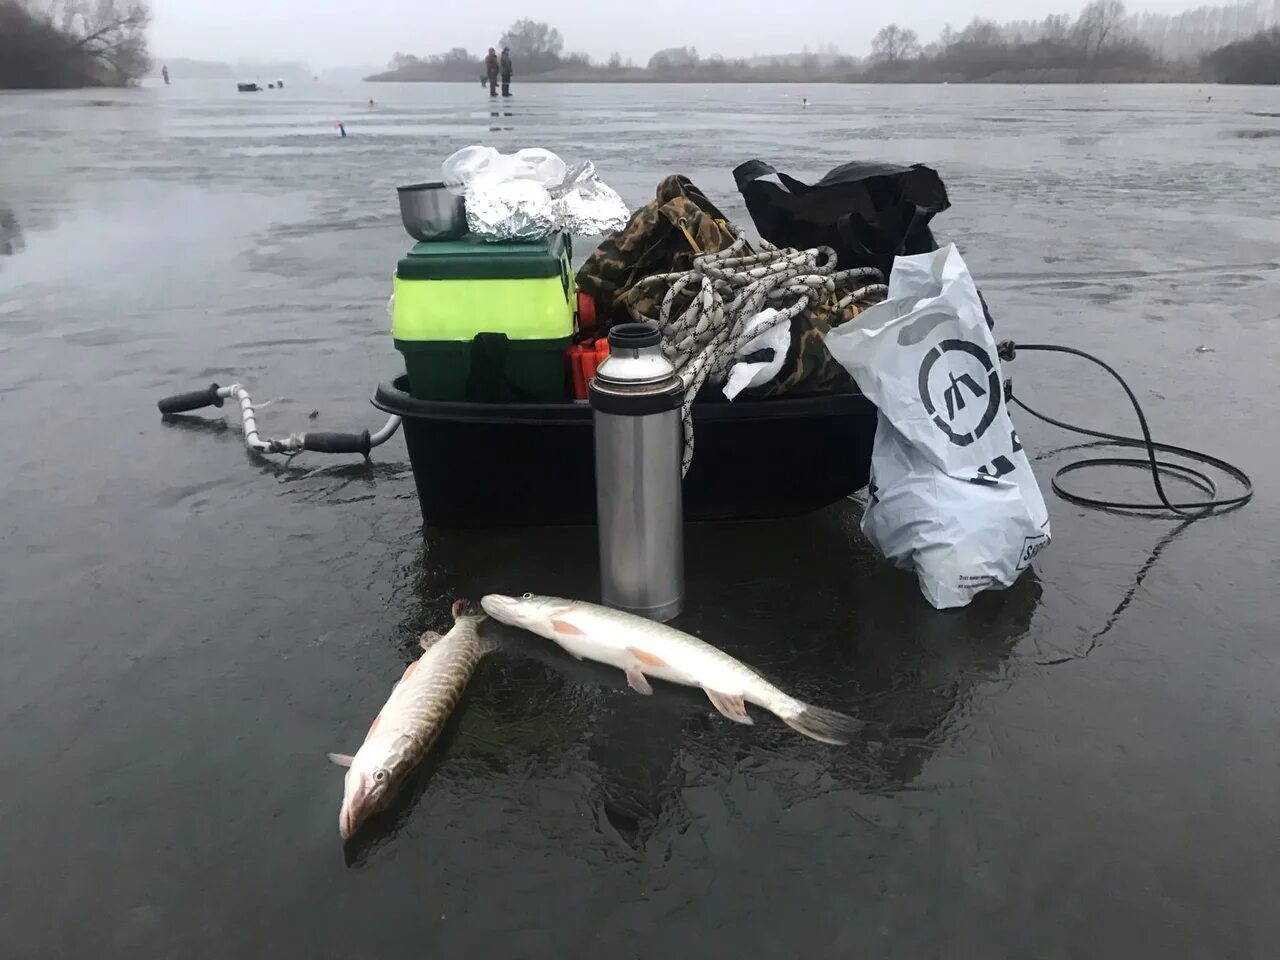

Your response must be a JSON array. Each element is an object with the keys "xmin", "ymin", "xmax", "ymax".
[
  {"xmin": 464, "ymin": 178, "xmax": 557, "ymax": 241},
  {"xmin": 444, "ymin": 146, "xmax": 628, "ymax": 241},
  {"xmin": 550, "ymin": 160, "xmax": 629, "ymax": 236}
]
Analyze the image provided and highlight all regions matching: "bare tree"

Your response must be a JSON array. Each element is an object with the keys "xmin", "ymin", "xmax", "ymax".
[
  {"xmin": 647, "ymin": 46, "xmax": 700, "ymax": 72},
  {"xmin": 4, "ymin": 0, "xmax": 149, "ymax": 86},
  {"xmin": 1042, "ymin": 13, "xmax": 1073, "ymax": 41},
  {"xmin": 47, "ymin": 0, "xmax": 150, "ymax": 81},
  {"xmin": 956, "ymin": 18, "xmax": 1005, "ymax": 47},
  {"xmin": 503, "ymin": 19, "xmax": 562, "ymax": 56},
  {"xmin": 871, "ymin": 24, "xmax": 921, "ymax": 63},
  {"xmin": 1075, "ymin": 0, "xmax": 1126, "ymax": 57}
]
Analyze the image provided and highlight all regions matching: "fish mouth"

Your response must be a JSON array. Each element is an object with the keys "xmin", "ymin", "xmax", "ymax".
[
  {"xmin": 338, "ymin": 777, "xmax": 371, "ymax": 841},
  {"xmin": 339, "ymin": 802, "xmax": 358, "ymax": 841},
  {"xmin": 480, "ymin": 594, "xmax": 518, "ymax": 622}
]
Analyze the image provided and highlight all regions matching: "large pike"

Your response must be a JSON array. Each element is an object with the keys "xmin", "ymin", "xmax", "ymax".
[
  {"xmin": 328, "ymin": 601, "xmax": 495, "ymax": 840},
  {"xmin": 481, "ymin": 594, "xmax": 860, "ymax": 745}
]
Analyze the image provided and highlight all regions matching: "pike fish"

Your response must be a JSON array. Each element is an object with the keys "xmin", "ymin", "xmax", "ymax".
[
  {"xmin": 328, "ymin": 601, "xmax": 495, "ymax": 840},
  {"xmin": 480, "ymin": 594, "xmax": 860, "ymax": 745}
]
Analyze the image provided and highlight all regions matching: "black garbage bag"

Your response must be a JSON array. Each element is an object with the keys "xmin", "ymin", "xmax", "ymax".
[
  {"xmin": 733, "ymin": 159, "xmax": 993, "ymax": 327},
  {"xmin": 732, "ymin": 159, "xmax": 950, "ymax": 277}
]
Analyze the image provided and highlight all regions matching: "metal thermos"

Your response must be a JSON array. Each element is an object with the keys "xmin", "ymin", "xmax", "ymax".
[{"xmin": 588, "ymin": 322, "xmax": 685, "ymax": 622}]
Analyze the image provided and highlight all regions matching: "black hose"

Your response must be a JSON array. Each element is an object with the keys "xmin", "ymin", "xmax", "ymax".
[{"xmin": 1002, "ymin": 341, "xmax": 1253, "ymax": 516}]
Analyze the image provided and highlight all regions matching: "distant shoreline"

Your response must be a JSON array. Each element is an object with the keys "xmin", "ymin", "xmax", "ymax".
[
  {"xmin": 366, "ymin": 64, "xmax": 1212, "ymax": 85},
  {"xmin": 365, "ymin": 74, "xmax": 1210, "ymax": 85}
]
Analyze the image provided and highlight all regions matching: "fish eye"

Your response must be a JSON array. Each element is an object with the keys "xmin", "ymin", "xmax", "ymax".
[
  {"xmin": 522, "ymin": 593, "xmax": 532, "ymax": 600},
  {"xmin": 374, "ymin": 770, "xmax": 387, "ymax": 784}
]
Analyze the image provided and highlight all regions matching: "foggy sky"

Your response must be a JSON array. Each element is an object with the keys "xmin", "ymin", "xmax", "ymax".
[{"xmin": 149, "ymin": 0, "xmax": 1213, "ymax": 70}]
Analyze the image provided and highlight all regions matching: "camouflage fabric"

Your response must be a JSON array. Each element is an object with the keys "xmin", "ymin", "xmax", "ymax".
[
  {"xmin": 745, "ymin": 288, "xmax": 886, "ymax": 399},
  {"xmin": 575, "ymin": 175, "xmax": 737, "ymax": 326}
]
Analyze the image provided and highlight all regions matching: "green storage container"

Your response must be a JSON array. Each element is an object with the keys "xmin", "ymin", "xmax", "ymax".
[{"xmin": 392, "ymin": 233, "xmax": 574, "ymax": 402}]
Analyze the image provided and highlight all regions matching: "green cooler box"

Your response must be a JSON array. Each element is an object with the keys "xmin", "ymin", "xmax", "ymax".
[{"xmin": 392, "ymin": 233, "xmax": 574, "ymax": 402}]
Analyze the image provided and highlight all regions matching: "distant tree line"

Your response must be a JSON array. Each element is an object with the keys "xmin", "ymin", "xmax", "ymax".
[
  {"xmin": 1203, "ymin": 26, "xmax": 1280, "ymax": 81},
  {"xmin": 863, "ymin": 2, "xmax": 1173, "ymax": 82},
  {"xmin": 865, "ymin": 2, "xmax": 1280, "ymax": 82},
  {"xmin": 1, "ymin": 0, "xmax": 150, "ymax": 89},
  {"xmin": 372, "ymin": 2, "xmax": 1280, "ymax": 85},
  {"xmin": 370, "ymin": 18, "xmax": 858, "ymax": 82},
  {"xmin": 1011, "ymin": 0, "xmax": 1280, "ymax": 60}
]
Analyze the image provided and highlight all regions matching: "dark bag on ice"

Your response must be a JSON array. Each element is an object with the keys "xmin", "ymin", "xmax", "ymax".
[
  {"xmin": 734, "ymin": 159, "xmax": 993, "ymax": 327},
  {"xmin": 733, "ymin": 159, "xmax": 950, "ymax": 276}
]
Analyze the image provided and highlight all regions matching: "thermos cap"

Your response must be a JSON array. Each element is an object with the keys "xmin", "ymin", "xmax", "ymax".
[
  {"xmin": 607, "ymin": 323, "xmax": 662, "ymax": 350},
  {"xmin": 594, "ymin": 322, "xmax": 676, "ymax": 389}
]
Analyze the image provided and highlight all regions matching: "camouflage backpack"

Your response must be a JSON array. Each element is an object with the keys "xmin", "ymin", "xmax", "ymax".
[{"xmin": 575, "ymin": 175, "xmax": 737, "ymax": 326}]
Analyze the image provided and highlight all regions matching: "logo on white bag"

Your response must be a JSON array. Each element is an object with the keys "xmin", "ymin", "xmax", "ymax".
[
  {"xmin": 1017, "ymin": 533, "xmax": 1051, "ymax": 569},
  {"xmin": 918, "ymin": 339, "xmax": 1002, "ymax": 447}
]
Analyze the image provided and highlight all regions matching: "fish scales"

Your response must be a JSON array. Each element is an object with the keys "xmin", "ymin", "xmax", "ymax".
[
  {"xmin": 330, "ymin": 609, "xmax": 495, "ymax": 839},
  {"xmin": 480, "ymin": 593, "xmax": 861, "ymax": 745}
]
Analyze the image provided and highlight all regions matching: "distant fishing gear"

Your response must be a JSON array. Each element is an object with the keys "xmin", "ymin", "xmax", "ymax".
[{"xmin": 156, "ymin": 382, "xmax": 401, "ymax": 459}]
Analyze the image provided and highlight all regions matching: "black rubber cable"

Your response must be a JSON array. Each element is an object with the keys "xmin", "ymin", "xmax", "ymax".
[{"xmin": 1002, "ymin": 341, "xmax": 1254, "ymax": 516}]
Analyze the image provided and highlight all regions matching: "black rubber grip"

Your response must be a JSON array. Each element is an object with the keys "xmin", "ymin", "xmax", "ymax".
[
  {"xmin": 158, "ymin": 383, "xmax": 223, "ymax": 414},
  {"xmin": 302, "ymin": 430, "xmax": 371, "ymax": 456}
]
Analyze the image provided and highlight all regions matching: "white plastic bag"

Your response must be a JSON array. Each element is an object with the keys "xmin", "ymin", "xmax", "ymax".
[
  {"xmin": 824, "ymin": 244, "xmax": 1050, "ymax": 609},
  {"xmin": 511, "ymin": 148, "xmax": 567, "ymax": 187},
  {"xmin": 722, "ymin": 308, "xmax": 790, "ymax": 400},
  {"xmin": 442, "ymin": 145, "xmax": 499, "ymax": 195}
]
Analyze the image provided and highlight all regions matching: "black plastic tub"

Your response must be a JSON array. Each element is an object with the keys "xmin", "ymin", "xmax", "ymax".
[{"xmin": 373, "ymin": 375, "xmax": 877, "ymax": 527}]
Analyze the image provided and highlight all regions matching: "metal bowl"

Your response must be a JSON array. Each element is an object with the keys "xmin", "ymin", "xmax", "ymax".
[{"xmin": 397, "ymin": 182, "xmax": 467, "ymax": 242}]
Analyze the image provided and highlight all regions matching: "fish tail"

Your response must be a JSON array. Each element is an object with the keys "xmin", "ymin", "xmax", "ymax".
[{"xmin": 780, "ymin": 702, "xmax": 862, "ymax": 746}]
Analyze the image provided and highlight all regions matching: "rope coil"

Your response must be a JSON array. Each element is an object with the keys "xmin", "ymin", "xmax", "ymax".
[{"xmin": 628, "ymin": 238, "xmax": 886, "ymax": 473}]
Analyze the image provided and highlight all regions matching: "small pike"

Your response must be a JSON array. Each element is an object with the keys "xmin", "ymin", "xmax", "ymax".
[
  {"xmin": 480, "ymin": 594, "xmax": 860, "ymax": 745},
  {"xmin": 328, "ymin": 601, "xmax": 495, "ymax": 840}
]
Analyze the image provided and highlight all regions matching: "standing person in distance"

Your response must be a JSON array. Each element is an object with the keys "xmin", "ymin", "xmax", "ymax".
[
  {"xmin": 500, "ymin": 47, "xmax": 513, "ymax": 97},
  {"xmin": 484, "ymin": 48, "xmax": 500, "ymax": 97}
]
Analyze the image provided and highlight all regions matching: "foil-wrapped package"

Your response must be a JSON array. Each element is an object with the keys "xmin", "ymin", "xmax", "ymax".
[
  {"xmin": 443, "ymin": 146, "xmax": 628, "ymax": 241},
  {"xmin": 551, "ymin": 160, "xmax": 630, "ymax": 236},
  {"xmin": 464, "ymin": 178, "xmax": 557, "ymax": 242}
]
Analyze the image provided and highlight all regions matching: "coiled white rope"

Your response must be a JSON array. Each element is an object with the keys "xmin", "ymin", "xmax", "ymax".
[{"xmin": 628, "ymin": 239, "xmax": 886, "ymax": 474}]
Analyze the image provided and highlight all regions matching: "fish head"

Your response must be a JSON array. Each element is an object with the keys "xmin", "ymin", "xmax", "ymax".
[
  {"xmin": 338, "ymin": 737, "xmax": 411, "ymax": 840},
  {"xmin": 480, "ymin": 593, "xmax": 572, "ymax": 634}
]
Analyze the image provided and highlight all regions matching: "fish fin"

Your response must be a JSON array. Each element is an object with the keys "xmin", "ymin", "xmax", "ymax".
[
  {"xmin": 419, "ymin": 631, "xmax": 444, "ymax": 651},
  {"xmin": 705, "ymin": 690, "xmax": 754, "ymax": 725},
  {"xmin": 625, "ymin": 666, "xmax": 653, "ymax": 695},
  {"xmin": 364, "ymin": 713, "xmax": 381, "ymax": 739},
  {"xmin": 550, "ymin": 618, "xmax": 585, "ymax": 636},
  {"xmin": 627, "ymin": 647, "xmax": 669, "ymax": 668},
  {"xmin": 782, "ymin": 703, "xmax": 862, "ymax": 746},
  {"xmin": 327, "ymin": 752, "xmax": 354, "ymax": 767}
]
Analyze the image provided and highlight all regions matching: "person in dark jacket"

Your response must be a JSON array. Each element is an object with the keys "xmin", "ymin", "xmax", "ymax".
[
  {"xmin": 500, "ymin": 48, "xmax": 513, "ymax": 97},
  {"xmin": 484, "ymin": 48, "xmax": 499, "ymax": 97}
]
